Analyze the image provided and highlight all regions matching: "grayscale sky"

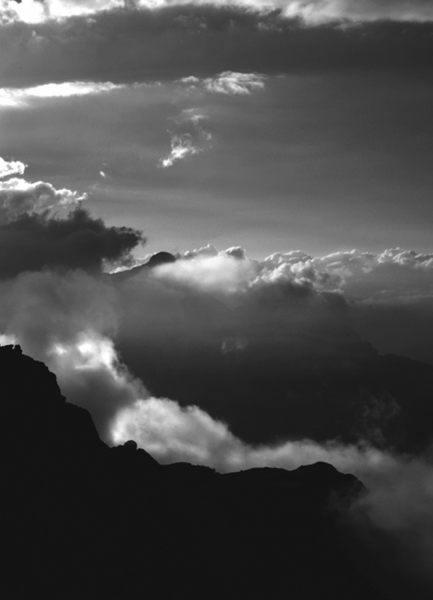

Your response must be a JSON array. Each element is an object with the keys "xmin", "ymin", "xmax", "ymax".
[{"xmin": 1, "ymin": 0, "xmax": 432, "ymax": 258}]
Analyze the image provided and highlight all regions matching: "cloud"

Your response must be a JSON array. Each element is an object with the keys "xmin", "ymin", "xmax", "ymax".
[
  {"xmin": 282, "ymin": 0, "xmax": 433, "ymax": 23},
  {"xmin": 0, "ymin": 270, "xmax": 117, "ymax": 358},
  {"xmin": 1, "ymin": 270, "xmax": 429, "ymax": 585},
  {"xmin": 50, "ymin": 332, "xmax": 147, "ymax": 436},
  {"xmin": 1, "ymin": 0, "xmax": 119, "ymax": 23},
  {"xmin": 0, "ymin": 81, "xmax": 122, "ymax": 109},
  {"xmin": 1, "ymin": 7, "xmax": 433, "ymax": 89},
  {"xmin": 153, "ymin": 249, "xmax": 257, "ymax": 291},
  {"xmin": 0, "ymin": 209, "xmax": 143, "ymax": 277},
  {"xmin": 0, "ymin": 269, "xmax": 137, "ymax": 436},
  {"xmin": 159, "ymin": 108, "xmax": 212, "ymax": 168},
  {"xmin": 0, "ymin": 157, "xmax": 26, "ymax": 179},
  {"xmin": 0, "ymin": 224, "xmax": 431, "ymax": 588},
  {"xmin": 111, "ymin": 245, "xmax": 433, "ymax": 453},
  {"xmin": 0, "ymin": 170, "xmax": 143, "ymax": 277},
  {"xmin": 5, "ymin": 0, "xmax": 433, "ymax": 25},
  {"xmin": 1, "ymin": 265, "xmax": 429, "ymax": 583},
  {"xmin": 0, "ymin": 176, "xmax": 85, "ymax": 221},
  {"xmin": 159, "ymin": 134, "xmax": 200, "ymax": 168},
  {"xmin": 152, "ymin": 244, "xmax": 433, "ymax": 299},
  {"xmin": 112, "ymin": 392, "xmax": 433, "ymax": 585},
  {"xmin": 182, "ymin": 71, "xmax": 265, "ymax": 95},
  {"xmin": 0, "ymin": 167, "xmax": 430, "ymax": 584},
  {"xmin": 4, "ymin": 231, "xmax": 433, "ymax": 455}
]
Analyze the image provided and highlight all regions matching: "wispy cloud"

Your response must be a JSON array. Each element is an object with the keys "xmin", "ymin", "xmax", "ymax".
[
  {"xmin": 159, "ymin": 108, "xmax": 212, "ymax": 169},
  {"xmin": 182, "ymin": 72, "xmax": 266, "ymax": 95},
  {"xmin": 160, "ymin": 135, "xmax": 200, "ymax": 169}
]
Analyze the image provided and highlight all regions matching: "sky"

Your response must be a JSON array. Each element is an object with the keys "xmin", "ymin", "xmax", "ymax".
[
  {"xmin": 1, "ymin": 0, "xmax": 433, "ymax": 589},
  {"xmin": 1, "ymin": 1, "xmax": 433, "ymax": 257}
]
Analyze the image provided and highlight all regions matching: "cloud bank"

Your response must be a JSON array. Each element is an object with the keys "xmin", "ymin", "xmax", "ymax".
[
  {"xmin": 5, "ymin": 0, "xmax": 433, "ymax": 24},
  {"xmin": 1, "ymin": 7, "xmax": 432, "ymax": 88}
]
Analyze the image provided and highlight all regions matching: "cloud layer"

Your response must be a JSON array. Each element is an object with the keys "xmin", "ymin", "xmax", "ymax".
[
  {"xmin": 1, "ymin": 7, "xmax": 433, "ymax": 88},
  {"xmin": 5, "ymin": 0, "xmax": 433, "ymax": 24}
]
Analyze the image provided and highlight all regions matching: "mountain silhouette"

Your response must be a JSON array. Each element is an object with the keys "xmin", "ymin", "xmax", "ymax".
[
  {"xmin": 112, "ymin": 251, "xmax": 177, "ymax": 281},
  {"xmin": 1, "ymin": 344, "xmax": 427, "ymax": 599}
]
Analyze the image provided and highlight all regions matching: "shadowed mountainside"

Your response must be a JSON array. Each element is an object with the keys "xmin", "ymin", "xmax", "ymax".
[
  {"xmin": 118, "ymin": 336, "xmax": 433, "ymax": 453},
  {"xmin": 111, "ymin": 253, "xmax": 433, "ymax": 454},
  {"xmin": 1, "ymin": 345, "xmax": 428, "ymax": 599}
]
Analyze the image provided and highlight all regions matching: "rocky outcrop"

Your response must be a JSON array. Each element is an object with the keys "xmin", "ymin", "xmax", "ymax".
[{"xmin": 0, "ymin": 345, "xmax": 418, "ymax": 599}]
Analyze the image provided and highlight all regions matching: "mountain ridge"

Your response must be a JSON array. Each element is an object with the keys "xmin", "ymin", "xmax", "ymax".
[{"xmin": 1, "ymin": 344, "xmax": 424, "ymax": 599}]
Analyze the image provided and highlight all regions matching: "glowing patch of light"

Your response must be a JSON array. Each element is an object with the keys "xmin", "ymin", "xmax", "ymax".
[
  {"xmin": 0, "ymin": 333, "xmax": 18, "ymax": 346},
  {"xmin": 0, "ymin": 82, "xmax": 122, "ymax": 109},
  {"xmin": 49, "ymin": 333, "xmax": 124, "ymax": 382}
]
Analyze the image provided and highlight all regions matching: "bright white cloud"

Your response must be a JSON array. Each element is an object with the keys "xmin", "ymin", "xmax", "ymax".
[
  {"xmin": 0, "ymin": 81, "xmax": 122, "ymax": 109},
  {"xmin": 182, "ymin": 71, "xmax": 266, "ymax": 95},
  {"xmin": 154, "ymin": 252, "xmax": 257, "ymax": 293},
  {"xmin": 160, "ymin": 134, "xmax": 200, "ymax": 168},
  {"xmin": 204, "ymin": 71, "xmax": 265, "ymax": 95},
  {"xmin": 112, "ymin": 383, "xmax": 433, "ymax": 574},
  {"xmin": 0, "ymin": 157, "xmax": 26, "ymax": 179},
  {"xmin": 3, "ymin": 0, "xmax": 433, "ymax": 25},
  {"xmin": 0, "ymin": 176, "xmax": 86, "ymax": 222},
  {"xmin": 119, "ymin": 244, "xmax": 433, "ymax": 307},
  {"xmin": 282, "ymin": 0, "xmax": 433, "ymax": 23},
  {"xmin": 0, "ymin": 0, "xmax": 120, "ymax": 24}
]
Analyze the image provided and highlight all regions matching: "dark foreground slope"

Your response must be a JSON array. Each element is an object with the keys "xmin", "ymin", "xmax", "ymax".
[{"xmin": 0, "ymin": 345, "xmax": 425, "ymax": 599}]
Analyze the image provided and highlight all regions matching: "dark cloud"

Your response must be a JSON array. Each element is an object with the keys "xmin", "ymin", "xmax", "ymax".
[
  {"xmin": 0, "ymin": 208, "xmax": 143, "ymax": 278},
  {"xmin": 0, "ymin": 173, "xmax": 143, "ymax": 277},
  {"xmin": 1, "ymin": 7, "xmax": 433, "ymax": 87}
]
